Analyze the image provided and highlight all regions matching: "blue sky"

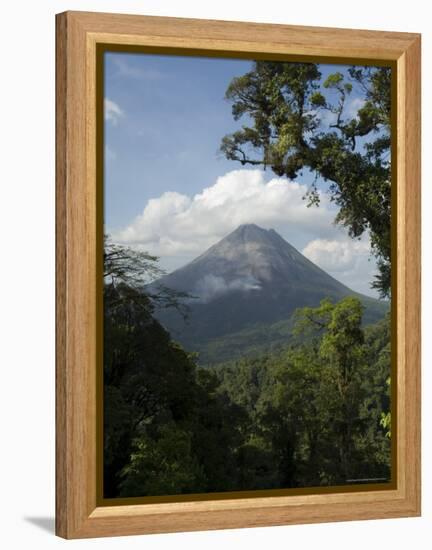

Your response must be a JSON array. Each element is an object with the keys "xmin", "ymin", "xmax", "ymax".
[
  {"xmin": 105, "ymin": 53, "xmax": 260, "ymax": 230},
  {"xmin": 104, "ymin": 52, "xmax": 383, "ymax": 297}
]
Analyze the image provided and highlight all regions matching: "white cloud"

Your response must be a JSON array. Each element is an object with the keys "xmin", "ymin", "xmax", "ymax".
[
  {"xmin": 113, "ymin": 169, "xmax": 337, "ymax": 257},
  {"xmin": 345, "ymin": 97, "xmax": 366, "ymax": 119},
  {"xmin": 302, "ymin": 236, "xmax": 379, "ymax": 297},
  {"xmin": 111, "ymin": 56, "xmax": 165, "ymax": 81},
  {"xmin": 105, "ymin": 145, "xmax": 117, "ymax": 161},
  {"xmin": 310, "ymin": 97, "xmax": 366, "ymax": 127},
  {"xmin": 305, "ymin": 108, "xmax": 337, "ymax": 128},
  {"xmin": 303, "ymin": 237, "xmax": 370, "ymax": 273},
  {"xmin": 104, "ymin": 98, "xmax": 124, "ymax": 125},
  {"xmin": 194, "ymin": 274, "xmax": 261, "ymax": 303},
  {"xmin": 111, "ymin": 169, "xmax": 379, "ymax": 296},
  {"xmin": 319, "ymin": 109, "xmax": 338, "ymax": 127}
]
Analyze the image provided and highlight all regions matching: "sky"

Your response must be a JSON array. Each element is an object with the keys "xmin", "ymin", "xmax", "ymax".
[{"xmin": 104, "ymin": 52, "xmax": 383, "ymax": 298}]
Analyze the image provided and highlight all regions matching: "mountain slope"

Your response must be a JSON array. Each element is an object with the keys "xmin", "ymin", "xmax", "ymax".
[{"xmin": 153, "ymin": 224, "xmax": 388, "ymax": 363}]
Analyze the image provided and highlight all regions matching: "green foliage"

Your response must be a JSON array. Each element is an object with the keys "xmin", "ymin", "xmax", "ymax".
[
  {"xmin": 220, "ymin": 63, "xmax": 392, "ymax": 297},
  {"xmin": 104, "ymin": 235, "xmax": 191, "ymax": 317},
  {"xmin": 215, "ymin": 297, "xmax": 391, "ymax": 487},
  {"xmin": 380, "ymin": 378, "xmax": 392, "ymax": 438},
  {"xmin": 380, "ymin": 412, "xmax": 391, "ymax": 438},
  {"xmin": 119, "ymin": 424, "xmax": 206, "ymax": 497},
  {"xmin": 103, "ymin": 284, "xmax": 200, "ymax": 495}
]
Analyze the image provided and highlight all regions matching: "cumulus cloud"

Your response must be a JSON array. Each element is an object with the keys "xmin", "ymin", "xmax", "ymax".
[
  {"xmin": 303, "ymin": 237, "xmax": 370, "ymax": 273},
  {"xmin": 302, "ymin": 236, "xmax": 379, "ymax": 297},
  {"xmin": 114, "ymin": 169, "xmax": 337, "ymax": 257},
  {"xmin": 105, "ymin": 98, "xmax": 124, "ymax": 125}
]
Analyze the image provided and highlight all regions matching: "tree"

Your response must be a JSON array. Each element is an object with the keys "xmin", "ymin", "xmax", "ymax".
[
  {"xmin": 293, "ymin": 297, "xmax": 391, "ymax": 483},
  {"xmin": 190, "ymin": 368, "xmax": 250, "ymax": 492},
  {"xmin": 220, "ymin": 62, "xmax": 391, "ymax": 296},
  {"xmin": 213, "ymin": 296, "xmax": 391, "ymax": 489},
  {"xmin": 103, "ymin": 237, "xmax": 251, "ymax": 496},
  {"xmin": 104, "ymin": 236, "xmax": 190, "ymax": 317},
  {"xmin": 119, "ymin": 423, "xmax": 206, "ymax": 497},
  {"xmin": 103, "ymin": 237, "xmax": 198, "ymax": 496}
]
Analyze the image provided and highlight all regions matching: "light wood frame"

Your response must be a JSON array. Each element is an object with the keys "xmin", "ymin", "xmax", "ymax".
[{"xmin": 56, "ymin": 10, "xmax": 421, "ymax": 539}]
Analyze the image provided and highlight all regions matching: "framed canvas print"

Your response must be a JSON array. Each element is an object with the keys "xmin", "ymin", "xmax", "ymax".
[{"xmin": 56, "ymin": 11, "xmax": 421, "ymax": 539}]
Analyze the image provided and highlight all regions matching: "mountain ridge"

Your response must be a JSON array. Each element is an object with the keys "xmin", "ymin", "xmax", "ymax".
[
  {"xmin": 159, "ymin": 223, "xmax": 355, "ymax": 296},
  {"xmin": 153, "ymin": 224, "xmax": 388, "ymax": 363}
]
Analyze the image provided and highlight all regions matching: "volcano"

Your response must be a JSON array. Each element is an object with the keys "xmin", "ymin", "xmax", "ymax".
[{"xmin": 153, "ymin": 224, "xmax": 388, "ymax": 363}]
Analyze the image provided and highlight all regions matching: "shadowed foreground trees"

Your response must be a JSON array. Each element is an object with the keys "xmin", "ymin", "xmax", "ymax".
[{"xmin": 103, "ymin": 240, "xmax": 246, "ymax": 496}]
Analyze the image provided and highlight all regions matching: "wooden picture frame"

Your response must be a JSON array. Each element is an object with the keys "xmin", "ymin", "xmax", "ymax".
[{"xmin": 56, "ymin": 10, "xmax": 421, "ymax": 539}]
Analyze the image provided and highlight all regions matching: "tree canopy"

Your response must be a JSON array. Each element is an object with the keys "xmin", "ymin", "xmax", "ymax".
[{"xmin": 220, "ymin": 62, "xmax": 392, "ymax": 296}]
